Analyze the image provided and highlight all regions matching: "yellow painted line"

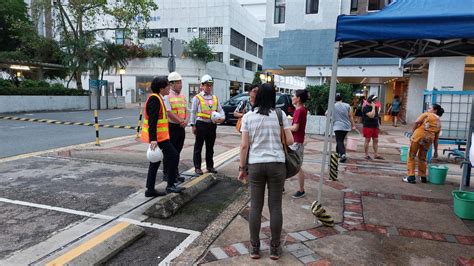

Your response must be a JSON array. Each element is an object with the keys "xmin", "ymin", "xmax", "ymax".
[
  {"xmin": 45, "ymin": 222, "xmax": 130, "ymax": 266},
  {"xmin": 183, "ymin": 173, "xmax": 211, "ymax": 188}
]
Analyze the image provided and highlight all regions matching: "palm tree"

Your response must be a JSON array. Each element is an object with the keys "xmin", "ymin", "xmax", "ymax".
[{"xmin": 92, "ymin": 42, "xmax": 128, "ymax": 82}]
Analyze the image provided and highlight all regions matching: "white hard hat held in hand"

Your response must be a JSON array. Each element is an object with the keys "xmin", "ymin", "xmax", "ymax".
[
  {"xmin": 147, "ymin": 145, "xmax": 163, "ymax": 162},
  {"xmin": 211, "ymin": 111, "xmax": 224, "ymax": 124}
]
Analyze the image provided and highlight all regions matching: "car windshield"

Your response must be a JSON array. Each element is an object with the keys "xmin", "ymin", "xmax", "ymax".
[{"xmin": 227, "ymin": 94, "xmax": 249, "ymax": 105}]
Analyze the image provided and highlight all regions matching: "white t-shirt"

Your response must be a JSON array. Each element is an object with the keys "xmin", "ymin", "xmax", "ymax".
[{"xmin": 241, "ymin": 109, "xmax": 290, "ymax": 164}]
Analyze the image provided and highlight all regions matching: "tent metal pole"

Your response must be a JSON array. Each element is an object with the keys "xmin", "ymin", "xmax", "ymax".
[{"xmin": 318, "ymin": 42, "xmax": 340, "ymax": 203}]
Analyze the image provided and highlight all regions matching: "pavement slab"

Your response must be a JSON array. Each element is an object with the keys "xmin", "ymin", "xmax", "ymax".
[
  {"xmin": 211, "ymin": 215, "xmax": 266, "ymax": 248},
  {"xmin": 362, "ymin": 196, "xmax": 473, "ymax": 236},
  {"xmin": 201, "ymin": 249, "xmax": 303, "ymax": 265},
  {"xmin": 305, "ymin": 231, "xmax": 474, "ymax": 265}
]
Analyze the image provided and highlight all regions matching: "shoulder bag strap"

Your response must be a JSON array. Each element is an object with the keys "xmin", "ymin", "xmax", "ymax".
[{"xmin": 275, "ymin": 108, "xmax": 288, "ymax": 154}]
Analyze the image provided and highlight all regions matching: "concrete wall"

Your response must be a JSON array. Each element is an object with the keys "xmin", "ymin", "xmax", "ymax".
[
  {"xmin": 0, "ymin": 96, "xmax": 125, "ymax": 113},
  {"xmin": 406, "ymin": 75, "xmax": 428, "ymax": 123},
  {"xmin": 427, "ymin": 57, "xmax": 466, "ymax": 91}
]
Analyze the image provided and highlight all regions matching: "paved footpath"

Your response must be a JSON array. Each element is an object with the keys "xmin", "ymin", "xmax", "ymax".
[{"xmin": 186, "ymin": 124, "xmax": 474, "ymax": 265}]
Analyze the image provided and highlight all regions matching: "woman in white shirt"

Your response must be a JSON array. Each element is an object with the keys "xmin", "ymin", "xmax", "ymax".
[{"xmin": 238, "ymin": 83, "xmax": 294, "ymax": 260}]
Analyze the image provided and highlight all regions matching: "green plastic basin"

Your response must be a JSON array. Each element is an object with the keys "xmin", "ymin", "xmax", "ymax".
[
  {"xmin": 400, "ymin": 146, "xmax": 409, "ymax": 162},
  {"xmin": 428, "ymin": 165, "xmax": 448, "ymax": 185},
  {"xmin": 452, "ymin": 191, "xmax": 474, "ymax": 220}
]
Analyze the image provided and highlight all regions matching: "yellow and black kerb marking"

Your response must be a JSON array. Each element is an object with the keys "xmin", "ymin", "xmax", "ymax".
[{"xmin": 0, "ymin": 116, "xmax": 137, "ymax": 130}]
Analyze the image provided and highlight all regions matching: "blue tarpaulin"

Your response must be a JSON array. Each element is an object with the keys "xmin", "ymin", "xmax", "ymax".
[{"xmin": 335, "ymin": 0, "xmax": 474, "ymax": 58}]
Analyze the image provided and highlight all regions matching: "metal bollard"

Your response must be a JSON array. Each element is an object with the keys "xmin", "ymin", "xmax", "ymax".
[
  {"xmin": 136, "ymin": 103, "xmax": 143, "ymax": 139},
  {"xmin": 329, "ymin": 152, "xmax": 338, "ymax": 181},
  {"xmin": 94, "ymin": 110, "xmax": 100, "ymax": 146}
]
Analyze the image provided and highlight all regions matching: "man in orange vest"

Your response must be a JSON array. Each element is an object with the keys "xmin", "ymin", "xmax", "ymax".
[
  {"xmin": 190, "ymin": 75, "xmax": 225, "ymax": 175},
  {"xmin": 142, "ymin": 76, "xmax": 185, "ymax": 196},
  {"xmin": 162, "ymin": 72, "xmax": 188, "ymax": 183}
]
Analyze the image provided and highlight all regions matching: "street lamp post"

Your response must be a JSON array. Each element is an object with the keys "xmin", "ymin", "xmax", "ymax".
[{"xmin": 119, "ymin": 68, "xmax": 126, "ymax": 97}]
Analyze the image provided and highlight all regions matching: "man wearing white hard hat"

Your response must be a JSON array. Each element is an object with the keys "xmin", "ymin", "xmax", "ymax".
[
  {"xmin": 162, "ymin": 72, "xmax": 188, "ymax": 183},
  {"xmin": 190, "ymin": 74, "xmax": 225, "ymax": 175}
]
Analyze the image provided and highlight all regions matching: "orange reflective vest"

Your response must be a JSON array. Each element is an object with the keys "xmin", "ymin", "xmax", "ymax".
[
  {"xmin": 196, "ymin": 94, "xmax": 218, "ymax": 119},
  {"xmin": 141, "ymin": 93, "xmax": 170, "ymax": 143},
  {"xmin": 169, "ymin": 94, "xmax": 187, "ymax": 120}
]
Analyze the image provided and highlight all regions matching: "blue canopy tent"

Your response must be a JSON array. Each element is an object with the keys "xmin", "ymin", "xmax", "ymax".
[{"xmin": 318, "ymin": 0, "xmax": 474, "ymax": 201}]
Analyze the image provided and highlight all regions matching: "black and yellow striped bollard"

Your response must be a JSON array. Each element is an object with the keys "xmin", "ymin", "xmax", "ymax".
[
  {"xmin": 94, "ymin": 110, "xmax": 100, "ymax": 146},
  {"xmin": 329, "ymin": 152, "xmax": 338, "ymax": 181},
  {"xmin": 136, "ymin": 107, "xmax": 143, "ymax": 139}
]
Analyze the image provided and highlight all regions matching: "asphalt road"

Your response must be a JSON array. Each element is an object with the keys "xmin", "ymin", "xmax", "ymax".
[{"xmin": 0, "ymin": 108, "xmax": 142, "ymax": 158}]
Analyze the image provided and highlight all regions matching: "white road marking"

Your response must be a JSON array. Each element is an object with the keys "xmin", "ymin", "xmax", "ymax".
[
  {"xmin": 159, "ymin": 231, "xmax": 201, "ymax": 266},
  {"xmin": 103, "ymin": 117, "xmax": 124, "ymax": 121}
]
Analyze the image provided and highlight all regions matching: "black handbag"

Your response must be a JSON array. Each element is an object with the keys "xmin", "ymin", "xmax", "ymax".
[{"xmin": 276, "ymin": 108, "xmax": 303, "ymax": 179}]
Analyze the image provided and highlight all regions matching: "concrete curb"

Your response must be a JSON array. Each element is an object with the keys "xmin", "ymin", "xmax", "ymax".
[
  {"xmin": 172, "ymin": 186, "xmax": 250, "ymax": 265},
  {"xmin": 41, "ymin": 223, "xmax": 144, "ymax": 266},
  {"xmin": 144, "ymin": 173, "xmax": 218, "ymax": 218}
]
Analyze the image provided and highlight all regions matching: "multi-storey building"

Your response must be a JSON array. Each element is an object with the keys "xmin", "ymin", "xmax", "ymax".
[{"xmin": 263, "ymin": 0, "xmax": 473, "ymax": 122}]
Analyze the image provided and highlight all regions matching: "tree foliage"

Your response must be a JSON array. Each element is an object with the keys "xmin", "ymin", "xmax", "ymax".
[
  {"xmin": 48, "ymin": 0, "xmax": 158, "ymax": 89},
  {"xmin": 306, "ymin": 83, "xmax": 354, "ymax": 115},
  {"xmin": 0, "ymin": 0, "xmax": 30, "ymax": 51},
  {"xmin": 185, "ymin": 37, "xmax": 214, "ymax": 62},
  {"xmin": 252, "ymin": 72, "xmax": 263, "ymax": 85}
]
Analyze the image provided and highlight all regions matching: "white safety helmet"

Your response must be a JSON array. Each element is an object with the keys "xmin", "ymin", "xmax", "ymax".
[
  {"xmin": 211, "ymin": 111, "xmax": 224, "ymax": 124},
  {"xmin": 146, "ymin": 146, "xmax": 163, "ymax": 163},
  {"xmin": 200, "ymin": 74, "xmax": 213, "ymax": 84},
  {"xmin": 168, "ymin": 72, "xmax": 182, "ymax": 82}
]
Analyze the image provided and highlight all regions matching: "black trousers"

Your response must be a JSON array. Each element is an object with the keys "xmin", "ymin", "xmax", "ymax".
[
  {"xmin": 163, "ymin": 123, "xmax": 185, "ymax": 176},
  {"xmin": 146, "ymin": 140, "xmax": 178, "ymax": 189},
  {"xmin": 193, "ymin": 120, "xmax": 216, "ymax": 169},
  {"xmin": 335, "ymin": 130, "xmax": 349, "ymax": 156}
]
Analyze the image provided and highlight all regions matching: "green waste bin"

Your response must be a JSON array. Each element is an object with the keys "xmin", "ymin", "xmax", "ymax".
[
  {"xmin": 452, "ymin": 191, "xmax": 474, "ymax": 220},
  {"xmin": 400, "ymin": 146, "xmax": 409, "ymax": 162},
  {"xmin": 428, "ymin": 165, "xmax": 448, "ymax": 185}
]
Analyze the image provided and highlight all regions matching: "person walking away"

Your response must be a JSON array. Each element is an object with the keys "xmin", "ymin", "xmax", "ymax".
[
  {"xmin": 403, "ymin": 104, "xmax": 444, "ymax": 184},
  {"xmin": 190, "ymin": 74, "xmax": 225, "ymax": 175},
  {"xmin": 162, "ymin": 72, "xmax": 188, "ymax": 183},
  {"xmin": 362, "ymin": 95, "xmax": 383, "ymax": 160},
  {"xmin": 141, "ymin": 76, "xmax": 185, "ymax": 196},
  {"xmin": 333, "ymin": 93, "xmax": 356, "ymax": 163},
  {"xmin": 238, "ymin": 83, "xmax": 294, "ymax": 260},
  {"xmin": 388, "ymin": 95, "xmax": 401, "ymax": 127},
  {"xmin": 290, "ymin": 89, "xmax": 309, "ymax": 199},
  {"xmin": 234, "ymin": 84, "xmax": 258, "ymax": 121}
]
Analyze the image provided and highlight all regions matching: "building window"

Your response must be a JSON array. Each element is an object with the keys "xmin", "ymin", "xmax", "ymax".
[
  {"xmin": 230, "ymin": 54, "xmax": 243, "ymax": 68},
  {"xmin": 274, "ymin": 0, "xmax": 285, "ymax": 24},
  {"xmin": 368, "ymin": 0, "xmax": 383, "ymax": 11},
  {"xmin": 115, "ymin": 29, "xmax": 125, "ymax": 45},
  {"xmin": 213, "ymin": 52, "xmax": 223, "ymax": 62},
  {"xmin": 258, "ymin": 45, "xmax": 263, "ymax": 59},
  {"xmin": 245, "ymin": 61, "xmax": 255, "ymax": 71},
  {"xmin": 230, "ymin": 28, "xmax": 245, "ymax": 51},
  {"xmin": 351, "ymin": 0, "xmax": 358, "ymax": 11},
  {"xmin": 170, "ymin": 28, "xmax": 178, "ymax": 33},
  {"xmin": 189, "ymin": 84, "xmax": 200, "ymax": 99},
  {"xmin": 306, "ymin": 0, "xmax": 319, "ymax": 14},
  {"xmin": 257, "ymin": 64, "xmax": 263, "ymax": 71},
  {"xmin": 199, "ymin": 27, "xmax": 223, "ymax": 45},
  {"xmin": 246, "ymin": 38, "xmax": 258, "ymax": 57},
  {"xmin": 138, "ymin": 28, "xmax": 168, "ymax": 39}
]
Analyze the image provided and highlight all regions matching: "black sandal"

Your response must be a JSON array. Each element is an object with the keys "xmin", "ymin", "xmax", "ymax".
[
  {"xmin": 249, "ymin": 241, "xmax": 260, "ymax": 259},
  {"xmin": 270, "ymin": 242, "xmax": 281, "ymax": 260}
]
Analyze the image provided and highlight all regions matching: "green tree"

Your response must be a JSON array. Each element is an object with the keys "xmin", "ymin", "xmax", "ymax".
[
  {"xmin": 252, "ymin": 72, "xmax": 263, "ymax": 85},
  {"xmin": 91, "ymin": 42, "xmax": 128, "ymax": 87},
  {"xmin": 306, "ymin": 83, "xmax": 354, "ymax": 115},
  {"xmin": 48, "ymin": 0, "xmax": 158, "ymax": 89},
  {"xmin": 185, "ymin": 37, "xmax": 214, "ymax": 62},
  {"xmin": 0, "ymin": 0, "xmax": 30, "ymax": 51}
]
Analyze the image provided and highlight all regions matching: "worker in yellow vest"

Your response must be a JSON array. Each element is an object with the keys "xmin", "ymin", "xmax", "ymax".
[
  {"xmin": 190, "ymin": 74, "xmax": 225, "ymax": 175},
  {"xmin": 142, "ymin": 76, "xmax": 185, "ymax": 196},
  {"xmin": 162, "ymin": 72, "xmax": 188, "ymax": 183}
]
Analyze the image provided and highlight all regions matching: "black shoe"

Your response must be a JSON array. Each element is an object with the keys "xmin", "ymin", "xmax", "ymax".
[
  {"xmin": 403, "ymin": 176, "xmax": 416, "ymax": 184},
  {"xmin": 166, "ymin": 185, "xmax": 185, "ymax": 194},
  {"xmin": 162, "ymin": 174, "xmax": 168, "ymax": 182},
  {"xmin": 340, "ymin": 154, "xmax": 347, "ymax": 163},
  {"xmin": 269, "ymin": 242, "xmax": 281, "ymax": 260},
  {"xmin": 249, "ymin": 241, "xmax": 260, "ymax": 259},
  {"xmin": 195, "ymin": 169, "xmax": 203, "ymax": 175},
  {"xmin": 292, "ymin": 191, "xmax": 305, "ymax": 199},
  {"xmin": 176, "ymin": 176, "xmax": 185, "ymax": 183},
  {"xmin": 207, "ymin": 168, "xmax": 218, "ymax": 174},
  {"xmin": 420, "ymin": 176, "xmax": 427, "ymax": 183},
  {"xmin": 145, "ymin": 189, "xmax": 166, "ymax": 197}
]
